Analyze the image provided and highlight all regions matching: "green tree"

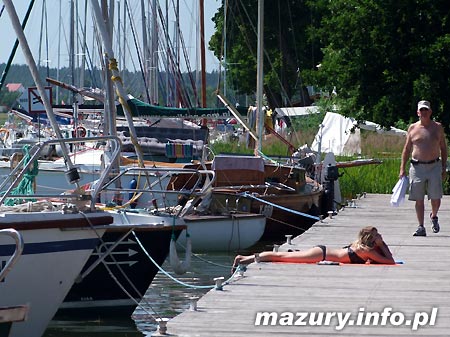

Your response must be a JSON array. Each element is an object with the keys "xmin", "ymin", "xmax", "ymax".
[
  {"xmin": 303, "ymin": 0, "xmax": 450, "ymax": 131},
  {"xmin": 210, "ymin": 1, "xmax": 450, "ymax": 133},
  {"xmin": 0, "ymin": 89, "xmax": 21, "ymax": 109},
  {"xmin": 209, "ymin": 0, "xmax": 322, "ymax": 108}
]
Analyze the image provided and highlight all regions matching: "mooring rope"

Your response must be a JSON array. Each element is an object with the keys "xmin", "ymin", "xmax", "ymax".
[
  {"xmin": 132, "ymin": 230, "xmax": 215, "ymax": 289},
  {"xmin": 243, "ymin": 192, "xmax": 321, "ymax": 221},
  {"xmin": 80, "ymin": 212, "xmax": 162, "ymax": 321},
  {"xmin": 133, "ymin": 230, "xmax": 242, "ymax": 289}
]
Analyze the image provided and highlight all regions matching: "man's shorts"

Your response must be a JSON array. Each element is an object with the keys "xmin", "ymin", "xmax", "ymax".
[{"xmin": 408, "ymin": 160, "xmax": 443, "ymax": 200}]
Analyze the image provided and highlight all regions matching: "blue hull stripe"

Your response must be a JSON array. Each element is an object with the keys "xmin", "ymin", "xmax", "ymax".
[{"xmin": 0, "ymin": 238, "xmax": 100, "ymax": 256}]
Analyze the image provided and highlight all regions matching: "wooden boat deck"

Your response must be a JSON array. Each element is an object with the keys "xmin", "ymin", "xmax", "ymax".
[{"xmin": 165, "ymin": 193, "xmax": 450, "ymax": 336}]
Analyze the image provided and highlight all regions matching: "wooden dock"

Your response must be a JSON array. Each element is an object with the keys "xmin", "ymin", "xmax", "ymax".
[{"xmin": 164, "ymin": 194, "xmax": 450, "ymax": 336}]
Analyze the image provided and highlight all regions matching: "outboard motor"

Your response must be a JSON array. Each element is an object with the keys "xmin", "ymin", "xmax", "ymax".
[{"xmin": 323, "ymin": 163, "xmax": 339, "ymax": 215}]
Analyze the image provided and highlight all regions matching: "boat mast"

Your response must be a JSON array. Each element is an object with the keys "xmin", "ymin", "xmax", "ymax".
[
  {"xmin": 3, "ymin": 0, "xmax": 79, "ymax": 185},
  {"xmin": 101, "ymin": 0, "xmax": 116, "ymax": 138},
  {"xmin": 151, "ymin": 0, "xmax": 159, "ymax": 104},
  {"xmin": 223, "ymin": 0, "xmax": 228, "ymax": 97},
  {"xmin": 69, "ymin": 0, "xmax": 75, "ymax": 104},
  {"xmin": 165, "ymin": 0, "xmax": 170, "ymax": 106},
  {"xmin": 122, "ymin": 0, "xmax": 127, "ymax": 69},
  {"xmin": 90, "ymin": 0, "xmax": 146, "ymax": 167},
  {"xmin": 141, "ymin": 0, "xmax": 151, "ymax": 103},
  {"xmin": 255, "ymin": 0, "xmax": 264, "ymax": 154},
  {"xmin": 117, "ymin": 0, "xmax": 121, "ymax": 68},
  {"xmin": 57, "ymin": 1, "xmax": 61, "ymax": 103},
  {"xmin": 80, "ymin": 0, "xmax": 88, "ymax": 89},
  {"xmin": 173, "ymin": 0, "xmax": 180, "ymax": 107},
  {"xmin": 199, "ymin": 0, "xmax": 206, "ymax": 108}
]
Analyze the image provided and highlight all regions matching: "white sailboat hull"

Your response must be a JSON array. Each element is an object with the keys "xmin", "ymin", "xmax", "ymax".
[
  {"xmin": 180, "ymin": 213, "xmax": 266, "ymax": 252},
  {"xmin": 107, "ymin": 209, "xmax": 265, "ymax": 252},
  {"xmin": 0, "ymin": 213, "xmax": 107, "ymax": 337}
]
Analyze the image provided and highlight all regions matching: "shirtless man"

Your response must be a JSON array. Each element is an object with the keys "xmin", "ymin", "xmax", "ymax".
[{"xmin": 400, "ymin": 100, "xmax": 448, "ymax": 236}]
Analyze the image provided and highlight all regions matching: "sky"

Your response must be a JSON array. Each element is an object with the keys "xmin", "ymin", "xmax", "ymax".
[{"xmin": 0, "ymin": 0, "xmax": 222, "ymax": 73}]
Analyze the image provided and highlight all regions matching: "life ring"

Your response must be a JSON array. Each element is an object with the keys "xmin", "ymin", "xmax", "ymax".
[
  {"xmin": 75, "ymin": 126, "xmax": 87, "ymax": 137},
  {"xmin": 0, "ymin": 128, "xmax": 10, "ymax": 143}
]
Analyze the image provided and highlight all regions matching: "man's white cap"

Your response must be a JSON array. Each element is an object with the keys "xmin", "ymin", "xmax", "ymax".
[{"xmin": 417, "ymin": 100, "xmax": 431, "ymax": 110}]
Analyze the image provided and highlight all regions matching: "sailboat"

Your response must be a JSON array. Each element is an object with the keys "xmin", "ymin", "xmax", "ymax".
[
  {"xmin": 0, "ymin": 1, "xmax": 191, "ymax": 321},
  {"xmin": 168, "ymin": 153, "xmax": 323, "ymax": 242}
]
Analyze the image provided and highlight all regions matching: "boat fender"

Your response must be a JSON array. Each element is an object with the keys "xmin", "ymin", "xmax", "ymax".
[
  {"xmin": 169, "ymin": 236, "xmax": 191, "ymax": 275},
  {"xmin": 128, "ymin": 178, "xmax": 138, "ymax": 209}
]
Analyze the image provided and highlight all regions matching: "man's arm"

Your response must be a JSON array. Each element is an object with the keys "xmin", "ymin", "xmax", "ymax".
[
  {"xmin": 439, "ymin": 124, "xmax": 448, "ymax": 176},
  {"xmin": 400, "ymin": 125, "xmax": 413, "ymax": 177}
]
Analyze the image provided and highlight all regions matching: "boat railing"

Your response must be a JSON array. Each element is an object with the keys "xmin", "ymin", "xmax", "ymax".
[
  {"xmin": 213, "ymin": 182, "xmax": 297, "ymax": 193},
  {"xmin": 93, "ymin": 166, "xmax": 216, "ymax": 211},
  {"xmin": 0, "ymin": 228, "xmax": 28, "ymax": 333},
  {"xmin": 0, "ymin": 228, "xmax": 24, "ymax": 282},
  {"xmin": 0, "ymin": 136, "xmax": 122, "ymax": 210}
]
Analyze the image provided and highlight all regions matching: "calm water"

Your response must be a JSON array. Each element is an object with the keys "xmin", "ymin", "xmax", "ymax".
[{"xmin": 43, "ymin": 242, "xmax": 272, "ymax": 337}]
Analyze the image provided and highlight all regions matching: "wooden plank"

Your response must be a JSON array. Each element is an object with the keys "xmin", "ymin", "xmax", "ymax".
[{"xmin": 166, "ymin": 194, "xmax": 450, "ymax": 336}]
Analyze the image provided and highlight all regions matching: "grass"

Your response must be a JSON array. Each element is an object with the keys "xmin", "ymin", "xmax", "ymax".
[
  {"xmin": 336, "ymin": 131, "xmax": 405, "ymax": 200},
  {"xmin": 0, "ymin": 112, "xmax": 8, "ymax": 125},
  {"xmin": 337, "ymin": 158, "xmax": 400, "ymax": 200}
]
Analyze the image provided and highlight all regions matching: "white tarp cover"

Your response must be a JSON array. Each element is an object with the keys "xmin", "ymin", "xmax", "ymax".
[
  {"xmin": 275, "ymin": 106, "xmax": 320, "ymax": 117},
  {"xmin": 311, "ymin": 111, "xmax": 361, "ymax": 156},
  {"xmin": 358, "ymin": 120, "xmax": 407, "ymax": 136},
  {"xmin": 275, "ymin": 106, "xmax": 406, "ymax": 136},
  {"xmin": 310, "ymin": 111, "xmax": 407, "ymax": 156}
]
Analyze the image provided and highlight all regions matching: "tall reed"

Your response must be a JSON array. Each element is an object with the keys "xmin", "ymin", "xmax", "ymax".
[
  {"xmin": 337, "ymin": 158, "xmax": 400, "ymax": 200},
  {"xmin": 336, "ymin": 130, "xmax": 404, "ymax": 200}
]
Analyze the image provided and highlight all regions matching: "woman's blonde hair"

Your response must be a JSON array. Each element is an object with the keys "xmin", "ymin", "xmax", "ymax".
[{"xmin": 354, "ymin": 226, "xmax": 378, "ymax": 250}]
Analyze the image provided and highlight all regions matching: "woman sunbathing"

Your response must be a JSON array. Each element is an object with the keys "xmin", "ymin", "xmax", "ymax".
[{"xmin": 232, "ymin": 226, "xmax": 395, "ymax": 270}]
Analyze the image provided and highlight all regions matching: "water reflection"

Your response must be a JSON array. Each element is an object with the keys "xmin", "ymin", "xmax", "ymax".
[{"xmin": 44, "ymin": 318, "xmax": 142, "ymax": 336}]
